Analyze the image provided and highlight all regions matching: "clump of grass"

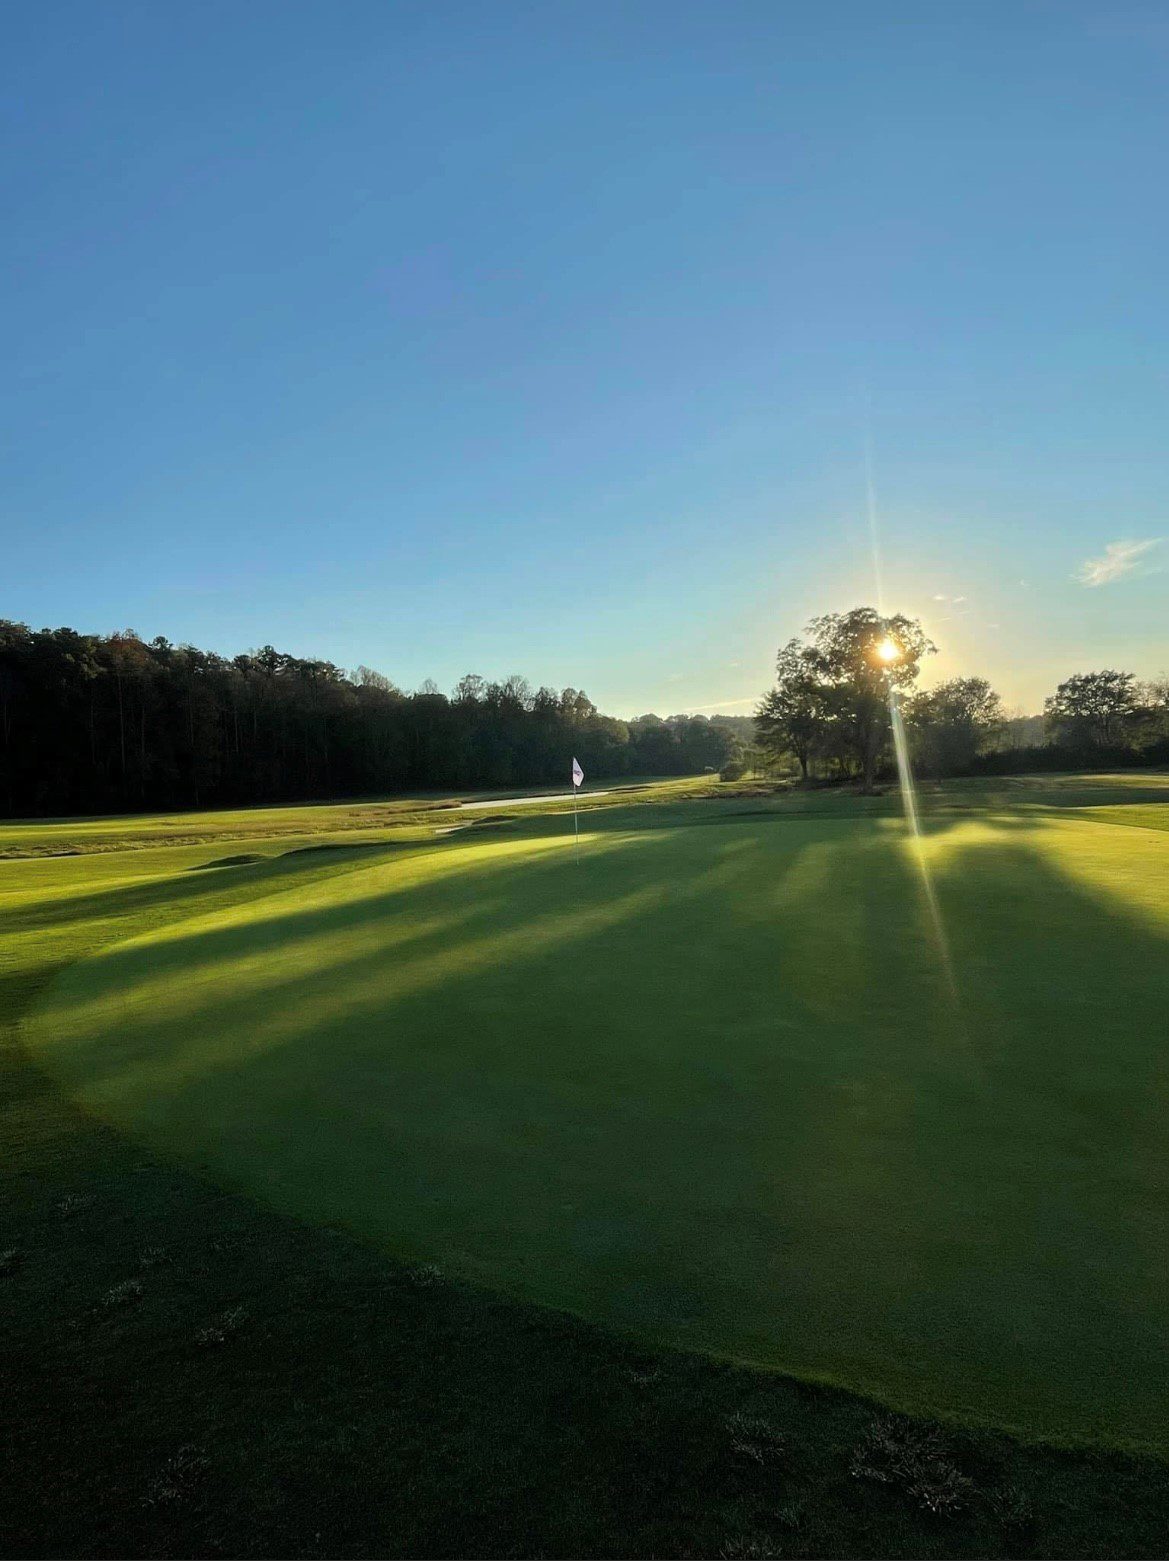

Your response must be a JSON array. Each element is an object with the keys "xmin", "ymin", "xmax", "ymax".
[
  {"xmin": 726, "ymin": 1411, "xmax": 786, "ymax": 1467},
  {"xmin": 138, "ymin": 1245, "xmax": 170, "ymax": 1270},
  {"xmin": 101, "ymin": 1278, "xmax": 144, "ymax": 1309},
  {"xmin": 141, "ymin": 1445, "xmax": 209, "ymax": 1509},
  {"xmin": 910, "ymin": 1458, "xmax": 974, "ymax": 1517},
  {"xmin": 0, "ymin": 1248, "xmax": 23, "ymax": 1275},
  {"xmin": 987, "ymin": 1480, "xmax": 1034, "ymax": 1532},
  {"xmin": 407, "ymin": 1262, "xmax": 443, "ymax": 1289},
  {"xmin": 776, "ymin": 1498, "xmax": 806, "ymax": 1532},
  {"xmin": 56, "ymin": 1192, "xmax": 95, "ymax": 1218},
  {"xmin": 195, "ymin": 1305, "xmax": 249, "ymax": 1347},
  {"xmin": 850, "ymin": 1414, "xmax": 973, "ymax": 1517},
  {"xmin": 719, "ymin": 1534, "xmax": 780, "ymax": 1559}
]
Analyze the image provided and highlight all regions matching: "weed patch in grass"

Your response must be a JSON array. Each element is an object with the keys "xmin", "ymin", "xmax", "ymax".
[
  {"xmin": 193, "ymin": 1305, "xmax": 249, "ymax": 1347},
  {"xmin": 727, "ymin": 1412, "xmax": 787, "ymax": 1469},
  {"xmin": 140, "ymin": 1445, "xmax": 209, "ymax": 1509},
  {"xmin": 851, "ymin": 1415, "xmax": 974, "ymax": 1517},
  {"xmin": 101, "ymin": 1277, "xmax": 145, "ymax": 1309}
]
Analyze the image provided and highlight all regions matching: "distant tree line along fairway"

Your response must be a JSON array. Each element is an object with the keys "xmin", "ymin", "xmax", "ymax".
[
  {"xmin": 2, "ymin": 614, "xmax": 1165, "ymax": 818},
  {"xmin": 0, "ymin": 624, "xmax": 737, "ymax": 817}
]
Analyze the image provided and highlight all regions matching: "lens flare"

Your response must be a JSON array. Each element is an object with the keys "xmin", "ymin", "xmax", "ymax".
[
  {"xmin": 889, "ymin": 689, "xmax": 958, "ymax": 999},
  {"xmin": 863, "ymin": 419, "xmax": 957, "ymax": 1001}
]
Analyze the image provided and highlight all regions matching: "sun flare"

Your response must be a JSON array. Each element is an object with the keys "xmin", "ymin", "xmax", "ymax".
[{"xmin": 877, "ymin": 637, "xmax": 901, "ymax": 663}]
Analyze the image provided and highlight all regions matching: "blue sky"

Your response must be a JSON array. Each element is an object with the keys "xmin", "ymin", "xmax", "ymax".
[{"xmin": 3, "ymin": 2, "xmax": 1166, "ymax": 717}]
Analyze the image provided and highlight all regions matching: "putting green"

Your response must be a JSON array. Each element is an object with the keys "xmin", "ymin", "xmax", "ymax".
[{"xmin": 26, "ymin": 805, "xmax": 1169, "ymax": 1450}]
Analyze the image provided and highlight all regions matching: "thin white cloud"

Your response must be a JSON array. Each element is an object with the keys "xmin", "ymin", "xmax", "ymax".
[
  {"xmin": 1075, "ymin": 537, "xmax": 1162, "ymax": 587},
  {"xmin": 686, "ymin": 696, "xmax": 758, "ymax": 711}
]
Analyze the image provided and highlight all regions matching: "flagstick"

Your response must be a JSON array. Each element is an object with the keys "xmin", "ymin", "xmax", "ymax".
[{"xmin": 571, "ymin": 758, "xmax": 583, "ymax": 861}]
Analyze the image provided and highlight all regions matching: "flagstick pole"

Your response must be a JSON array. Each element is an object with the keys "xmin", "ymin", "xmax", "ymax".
[{"xmin": 573, "ymin": 775, "xmax": 579, "ymax": 862}]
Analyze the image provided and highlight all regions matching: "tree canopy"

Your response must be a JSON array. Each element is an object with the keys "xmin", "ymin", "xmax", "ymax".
[
  {"xmin": 757, "ymin": 613, "xmax": 1166, "ymax": 782},
  {"xmin": 1044, "ymin": 670, "xmax": 1143, "ymax": 749},
  {"xmin": 906, "ymin": 677, "xmax": 1003, "ymax": 777},
  {"xmin": 757, "ymin": 607, "xmax": 935, "ymax": 787}
]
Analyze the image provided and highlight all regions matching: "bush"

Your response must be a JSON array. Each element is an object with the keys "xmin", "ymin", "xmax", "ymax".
[{"xmin": 720, "ymin": 759, "xmax": 749, "ymax": 781}]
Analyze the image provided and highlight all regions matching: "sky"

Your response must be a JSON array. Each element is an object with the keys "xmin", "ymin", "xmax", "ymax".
[{"xmin": 3, "ymin": 2, "xmax": 1166, "ymax": 718}]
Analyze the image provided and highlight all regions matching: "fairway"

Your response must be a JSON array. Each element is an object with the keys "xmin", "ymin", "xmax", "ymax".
[{"xmin": 18, "ymin": 780, "xmax": 1169, "ymax": 1452}]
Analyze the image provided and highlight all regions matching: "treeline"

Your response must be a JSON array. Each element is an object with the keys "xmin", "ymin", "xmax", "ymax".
[
  {"xmin": 971, "ymin": 667, "xmax": 1169, "ymax": 775},
  {"xmin": 0, "ymin": 623, "xmax": 737, "ymax": 817},
  {"xmin": 753, "ymin": 608, "xmax": 1169, "ymax": 784}
]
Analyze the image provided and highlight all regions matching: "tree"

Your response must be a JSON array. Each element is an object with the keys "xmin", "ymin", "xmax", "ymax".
[
  {"xmin": 354, "ymin": 666, "xmax": 399, "ymax": 694},
  {"xmin": 1045, "ymin": 670, "xmax": 1141, "ymax": 749},
  {"xmin": 452, "ymin": 673, "xmax": 486, "ymax": 705},
  {"xmin": 1136, "ymin": 677, "xmax": 1169, "ymax": 750},
  {"xmin": 755, "ymin": 638, "xmax": 825, "ymax": 780},
  {"xmin": 906, "ymin": 677, "xmax": 1003, "ymax": 776},
  {"xmin": 815, "ymin": 609, "xmax": 934, "ymax": 788},
  {"xmin": 759, "ymin": 607, "xmax": 934, "ymax": 789}
]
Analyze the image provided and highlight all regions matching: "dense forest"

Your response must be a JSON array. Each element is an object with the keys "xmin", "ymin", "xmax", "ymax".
[{"xmin": 0, "ymin": 622, "xmax": 739, "ymax": 817}]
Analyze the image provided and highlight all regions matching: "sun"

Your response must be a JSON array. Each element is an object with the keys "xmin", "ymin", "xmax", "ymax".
[{"xmin": 876, "ymin": 637, "xmax": 901, "ymax": 663}]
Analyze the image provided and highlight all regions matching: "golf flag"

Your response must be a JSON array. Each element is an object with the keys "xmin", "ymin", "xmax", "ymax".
[{"xmin": 572, "ymin": 757, "xmax": 584, "ymax": 788}]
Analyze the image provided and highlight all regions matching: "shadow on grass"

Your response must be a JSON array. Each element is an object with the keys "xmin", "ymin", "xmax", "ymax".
[
  {"xmin": 189, "ymin": 853, "xmax": 267, "ymax": 870},
  {"xmin": 24, "ymin": 805, "xmax": 1169, "ymax": 1451},
  {"xmin": 10, "ymin": 1011, "xmax": 1169, "ymax": 1561}
]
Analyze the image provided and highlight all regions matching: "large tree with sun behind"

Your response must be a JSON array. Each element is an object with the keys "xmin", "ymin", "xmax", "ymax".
[{"xmin": 758, "ymin": 606, "xmax": 934, "ymax": 788}]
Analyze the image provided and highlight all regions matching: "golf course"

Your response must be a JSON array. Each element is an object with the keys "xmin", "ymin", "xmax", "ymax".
[{"xmin": 10, "ymin": 773, "xmax": 1169, "ymax": 1465}]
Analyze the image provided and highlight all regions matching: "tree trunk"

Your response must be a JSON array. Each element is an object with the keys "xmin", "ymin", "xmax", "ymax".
[{"xmin": 116, "ymin": 674, "xmax": 127, "ymax": 799}]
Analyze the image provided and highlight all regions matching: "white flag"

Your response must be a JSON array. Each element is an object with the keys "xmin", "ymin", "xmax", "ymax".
[{"xmin": 572, "ymin": 757, "xmax": 584, "ymax": 788}]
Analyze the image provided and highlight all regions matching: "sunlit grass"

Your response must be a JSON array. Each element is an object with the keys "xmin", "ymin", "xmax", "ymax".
[{"xmin": 14, "ymin": 773, "xmax": 1169, "ymax": 1452}]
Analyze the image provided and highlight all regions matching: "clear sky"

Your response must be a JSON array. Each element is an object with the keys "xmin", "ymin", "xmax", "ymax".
[{"xmin": 3, "ymin": 2, "xmax": 1166, "ymax": 718}]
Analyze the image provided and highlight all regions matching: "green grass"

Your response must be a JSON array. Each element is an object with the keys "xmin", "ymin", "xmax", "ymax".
[
  {"xmin": 5, "ymin": 772, "xmax": 1169, "ymax": 1555},
  {"xmin": 0, "ymin": 775, "xmax": 704, "ymax": 858}
]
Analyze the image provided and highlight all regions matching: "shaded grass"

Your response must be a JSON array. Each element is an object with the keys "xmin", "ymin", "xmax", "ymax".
[
  {"xmin": 4, "ymin": 775, "xmax": 1169, "ymax": 1555},
  {"xmin": 5, "ymin": 1026, "xmax": 1169, "ymax": 1559},
  {"xmin": 24, "ymin": 805, "xmax": 1169, "ymax": 1450}
]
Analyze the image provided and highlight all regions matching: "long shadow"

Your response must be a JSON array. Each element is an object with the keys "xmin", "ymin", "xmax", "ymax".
[
  {"xmin": 3, "ymin": 835, "xmax": 433, "ymax": 937},
  {"xmin": 28, "ymin": 829, "xmax": 712, "ymax": 1090},
  {"xmin": 190, "ymin": 852, "xmax": 267, "ymax": 869},
  {"xmin": 23, "ymin": 807, "xmax": 1035, "ymax": 1090},
  {"xmin": 10, "ymin": 771, "xmax": 1151, "ymax": 941},
  {"xmin": 6, "ymin": 795, "xmax": 680, "ymax": 942},
  {"xmin": 22, "ymin": 811, "xmax": 1161, "ymax": 1442},
  {"xmin": 26, "ymin": 805, "xmax": 1169, "ymax": 1451}
]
